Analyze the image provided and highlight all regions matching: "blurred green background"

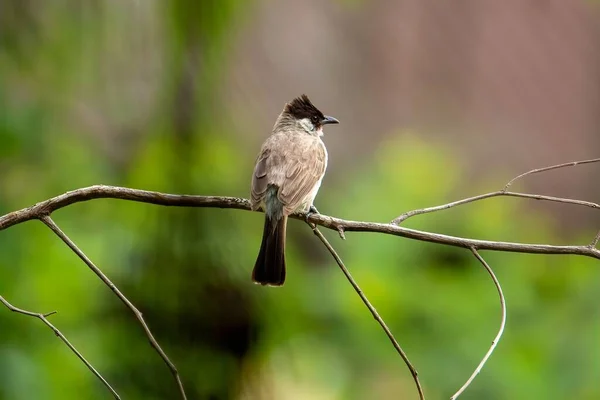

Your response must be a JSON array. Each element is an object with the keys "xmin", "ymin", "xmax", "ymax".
[{"xmin": 1, "ymin": 1, "xmax": 599, "ymax": 399}]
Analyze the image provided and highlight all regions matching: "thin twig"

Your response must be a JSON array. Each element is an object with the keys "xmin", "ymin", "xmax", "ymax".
[
  {"xmin": 0, "ymin": 185, "xmax": 597, "ymax": 260},
  {"xmin": 450, "ymin": 248, "xmax": 506, "ymax": 400},
  {"xmin": 590, "ymin": 231, "xmax": 600, "ymax": 248},
  {"xmin": 392, "ymin": 191, "xmax": 598, "ymax": 224},
  {"xmin": 0, "ymin": 296, "xmax": 120, "ymax": 399},
  {"xmin": 306, "ymin": 220, "xmax": 425, "ymax": 400},
  {"xmin": 39, "ymin": 216, "xmax": 187, "ymax": 400},
  {"xmin": 392, "ymin": 157, "xmax": 600, "ymax": 225},
  {"xmin": 503, "ymin": 157, "xmax": 600, "ymax": 191},
  {"xmin": 591, "ymin": 230, "xmax": 600, "ymax": 248}
]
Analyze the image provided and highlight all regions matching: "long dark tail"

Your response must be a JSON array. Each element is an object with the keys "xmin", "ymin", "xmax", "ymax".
[{"xmin": 252, "ymin": 215, "xmax": 287, "ymax": 286}]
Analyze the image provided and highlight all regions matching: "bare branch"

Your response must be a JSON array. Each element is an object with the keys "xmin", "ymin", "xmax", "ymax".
[
  {"xmin": 0, "ymin": 186, "xmax": 249, "ymax": 231},
  {"xmin": 450, "ymin": 248, "xmax": 506, "ymax": 399},
  {"xmin": 392, "ymin": 157, "xmax": 600, "ymax": 225},
  {"xmin": 39, "ymin": 216, "xmax": 187, "ymax": 400},
  {"xmin": 503, "ymin": 157, "xmax": 600, "ymax": 191},
  {"xmin": 306, "ymin": 221, "xmax": 425, "ymax": 400},
  {"xmin": 591, "ymin": 230, "xmax": 600, "ymax": 248},
  {"xmin": 392, "ymin": 191, "xmax": 599, "ymax": 224},
  {"xmin": 0, "ymin": 296, "xmax": 120, "ymax": 399},
  {"xmin": 0, "ymin": 185, "xmax": 597, "ymax": 260}
]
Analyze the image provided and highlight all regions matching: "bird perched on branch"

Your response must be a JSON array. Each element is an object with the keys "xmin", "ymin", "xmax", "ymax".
[{"xmin": 250, "ymin": 95, "xmax": 339, "ymax": 286}]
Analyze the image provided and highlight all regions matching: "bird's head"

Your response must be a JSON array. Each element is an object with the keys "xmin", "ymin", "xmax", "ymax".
[{"xmin": 277, "ymin": 94, "xmax": 339, "ymax": 137}]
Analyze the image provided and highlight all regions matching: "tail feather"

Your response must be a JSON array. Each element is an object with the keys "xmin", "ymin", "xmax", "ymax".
[{"xmin": 252, "ymin": 216, "xmax": 287, "ymax": 286}]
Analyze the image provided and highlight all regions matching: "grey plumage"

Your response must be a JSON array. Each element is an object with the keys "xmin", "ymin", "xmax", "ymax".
[
  {"xmin": 251, "ymin": 131, "xmax": 328, "ymax": 215},
  {"xmin": 251, "ymin": 95, "xmax": 338, "ymax": 286}
]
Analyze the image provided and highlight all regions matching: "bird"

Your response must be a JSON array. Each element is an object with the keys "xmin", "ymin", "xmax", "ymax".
[{"xmin": 250, "ymin": 95, "xmax": 339, "ymax": 286}]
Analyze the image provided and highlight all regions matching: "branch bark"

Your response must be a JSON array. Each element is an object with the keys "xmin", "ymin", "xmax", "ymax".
[{"xmin": 1, "ymin": 185, "xmax": 598, "ymax": 259}]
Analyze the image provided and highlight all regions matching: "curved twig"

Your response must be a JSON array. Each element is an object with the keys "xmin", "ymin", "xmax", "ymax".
[
  {"xmin": 307, "ymin": 221, "xmax": 425, "ymax": 400},
  {"xmin": 39, "ymin": 216, "xmax": 187, "ymax": 400},
  {"xmin": 0, "ymin": 296, "xmax": 120, "ymax": 399},
  {"xmin": 450, "ymin": 248, "xmax": 506, "ymax": 399},
  {"xmin": 503, "ymin": 157, "xmax": 600, "ymax": 191}
]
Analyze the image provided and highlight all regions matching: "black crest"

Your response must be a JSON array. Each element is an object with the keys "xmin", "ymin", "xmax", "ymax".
[{"xmin": 285, "ymin": 94, "xmax": 325, "ymax": 121}]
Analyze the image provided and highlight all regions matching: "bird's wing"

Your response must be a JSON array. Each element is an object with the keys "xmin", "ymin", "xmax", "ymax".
[
  {"xmin": 278, "ymin": 141, "xmax": 326, "ymax": 214},
  {"xmin": 252, "ymin": 134, "xmax": 326, "ymax": 215},
  {"xmin": 251, "ymin": 147, "xmax": 270, "ymax": 210}
]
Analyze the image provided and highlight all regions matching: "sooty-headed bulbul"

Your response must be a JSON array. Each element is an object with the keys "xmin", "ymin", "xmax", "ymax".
[{"xmin": 250, "ymin": 95, "xmax": 339, "ymax": 286}]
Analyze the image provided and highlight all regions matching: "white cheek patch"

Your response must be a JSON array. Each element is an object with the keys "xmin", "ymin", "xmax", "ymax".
[
  {"xmin": 299, "ymin": 118, "xmax": 323, "ymax": 136},
  {"xmin": 299, "ymin": 118, "xmax": 314, "ymax": 133}
]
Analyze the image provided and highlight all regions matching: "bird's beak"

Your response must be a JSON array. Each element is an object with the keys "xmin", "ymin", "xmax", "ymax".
[{"xmin": 321, "ymin": 116, "xmax": 339, "ymax": 125}]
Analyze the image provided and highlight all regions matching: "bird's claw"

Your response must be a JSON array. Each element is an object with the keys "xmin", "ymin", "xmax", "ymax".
[{"xmin": 305, "ymin": 205, "xmax": 319, "ymax": 223}]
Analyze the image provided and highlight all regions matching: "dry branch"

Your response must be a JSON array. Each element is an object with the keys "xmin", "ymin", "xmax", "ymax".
[
  {"xmin": 591, "ymin": 230, "xmax": 600, "ymax": 248},
  {"xmin": 393, "ymin": 158, "xmax": 600, "ymax": 225},
  {"xmin": 503, "ymin": 157, "xmax": 600, "ymax": 191},
  {"xmin": 450, "ymin": 248, "xmax": 506, "ymax": 399},
  {"xmin": 0, "ymin": 185, "xmax": 598, "ymax": 259},
  {"xmin": 307, "ymin": 221, "xmax": 425, "ymax": 400},
  {"xmin": 392, "ymin": 190, "xmax": 598, "ymax": 224},
  {"xmin": 39, "ymin": 216, "xmax": 188, "ymax": 400},
  {"xmin": 0, "ymin": 296, "xmax": 120, "ymax": 399}
]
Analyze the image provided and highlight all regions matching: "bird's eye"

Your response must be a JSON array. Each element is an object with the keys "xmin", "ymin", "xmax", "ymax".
[{"xmin": 311, "ymin": 115, "xmax": 319, "ymax": 124}]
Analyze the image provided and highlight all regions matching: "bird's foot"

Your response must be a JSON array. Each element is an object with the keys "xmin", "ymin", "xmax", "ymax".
[{"xmin": 305, "ymin": 205, "xmax": 319, "ymax": 223}]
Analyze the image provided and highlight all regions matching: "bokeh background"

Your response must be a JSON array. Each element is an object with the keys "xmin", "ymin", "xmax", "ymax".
[{"xmin": 1, "ymin": 1, "xmax": 599, "ymax": 399}]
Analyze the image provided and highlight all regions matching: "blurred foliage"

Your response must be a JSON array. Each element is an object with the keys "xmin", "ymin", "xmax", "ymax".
[{"xmin": 1, "ymin": 2, "xmax": 599, "ymax": 400}]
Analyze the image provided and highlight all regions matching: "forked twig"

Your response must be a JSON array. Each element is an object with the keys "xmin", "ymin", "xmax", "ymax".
[
  {"xmin": 306, "ymin": 220, "xmax": 425, "ymax": 400},
  {"xmin": 39, "ymin": 216, "xmax": 187, "ymax": 400},
  {"xmin": 393, "ymin": 158, "xmax": 600, "ymax": 225},
  {"xmin": 450, "ymin": 248, "xmax": 506, "ymax": 399},
  {"xmin": 0, "ymin": 296, "xmax": 120, "ymax": 399}
]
